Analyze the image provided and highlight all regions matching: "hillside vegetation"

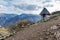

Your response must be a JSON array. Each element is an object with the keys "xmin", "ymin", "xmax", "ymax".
[
  {"xmin": 8, "ymin": 20, "xmax": 34, "ymax": 33},
  {"xmin": 0, "ymin": 27, "xmax": 11, "ymax": 40}
]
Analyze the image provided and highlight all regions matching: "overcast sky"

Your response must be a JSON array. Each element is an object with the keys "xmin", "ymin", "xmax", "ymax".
[{"xmin": 0, "ymin": 0, "xmax": 60, "ymax": 14}]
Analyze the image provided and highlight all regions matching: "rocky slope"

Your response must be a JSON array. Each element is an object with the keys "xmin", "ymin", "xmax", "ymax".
[{"xmin": 5, "ymin": 14, "xmax": 60, "ymax": 40}]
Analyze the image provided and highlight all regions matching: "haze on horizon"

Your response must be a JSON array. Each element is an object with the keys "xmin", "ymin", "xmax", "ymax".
[{"xmin": 0, "ymin": 0, "xmax": 60, "ymax": 15}]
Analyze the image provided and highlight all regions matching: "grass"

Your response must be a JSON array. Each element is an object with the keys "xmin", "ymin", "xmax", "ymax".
[{"xmin": 0, "ymin": 27, "xmax": 11, "ymax": 40}]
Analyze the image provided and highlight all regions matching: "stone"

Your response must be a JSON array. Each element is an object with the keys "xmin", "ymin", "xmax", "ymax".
[
  {"xmin": 51, "ymin": 25, "xmax": 58, "ymax": 30},
  {"xmin": 55, "ymin": 31, "xmax": 60, "ymax": 38},
  {"xmin": 57, "ymin": 24, "xmax": 60, "ymax": 26}
]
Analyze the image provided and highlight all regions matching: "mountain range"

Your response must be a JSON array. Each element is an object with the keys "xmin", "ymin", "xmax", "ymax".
[{"xmin": 0, "ymin": 13, "xmax": 41, "ymax": 27}]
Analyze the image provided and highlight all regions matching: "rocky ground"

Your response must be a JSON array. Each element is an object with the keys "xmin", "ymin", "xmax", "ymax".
[{"xmin": 4, "ymin": 15, "xmax": 60, "ymax": 40}]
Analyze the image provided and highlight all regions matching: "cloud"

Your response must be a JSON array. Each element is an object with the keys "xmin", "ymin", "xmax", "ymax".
[
  {"xmin": 0, "ymin": 0, "xmax": 60, "ymax": 14},
  {"xmin": 0, "ymin": 0, "xmax": 8, "ymax": 5},
  {"xmin": 14, "ymin": 4, "xmax": 40, "ymax": 11},
  {"xmin": 0, "ymin": 4, "xmax": 22, "ymax": 14}
]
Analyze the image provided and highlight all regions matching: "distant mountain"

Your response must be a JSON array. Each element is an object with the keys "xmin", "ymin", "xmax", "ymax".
[
  {"xmin": 0, "ymin": 13, "xmax": 42, "ymax": 27},
  {"xmin": 0, "ymin": 13, "xmax": 17, "ymax": 26}
]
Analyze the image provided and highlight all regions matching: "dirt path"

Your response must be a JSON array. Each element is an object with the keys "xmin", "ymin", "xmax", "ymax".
[{"xmin": 5, "ymin": 16, "xmax": 60, "ymax": 40}]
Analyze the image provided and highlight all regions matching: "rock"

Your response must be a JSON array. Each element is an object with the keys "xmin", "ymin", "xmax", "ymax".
[
  {"xmin": 0, "ymin": 35, "xmax": 3, "ymax": 40},
  {"xmin": 50, "ymin": 32, "xmax": 54, "ymax": 35},
  {"xmin": 54, "ymin": 31, "xmax": 60, "ymax": 38},
  {"xmin": 39, "ymin": 38, "xmax": 43, "ymax": 40},
  {"xmin": 51, "ymin": 25, "xmax": 58, "ymax": 30},
  {"xmin": 46, "ymin": 32, "xmax": 50, "ymax": 35},
  {"xmin": 57, "ymin": 24, "xmax": 60, "ymax": 26},
  {"xmin": 56, "ymin": 24, "xmax": 60, "ymax": 29},
  {"xmin": 54, "ymin": 31, "xmax": 60, "ymax": 40}
]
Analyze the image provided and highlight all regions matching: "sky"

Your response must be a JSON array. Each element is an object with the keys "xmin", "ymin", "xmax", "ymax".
[{"xmin": 0, "ymin": 0, "xmax": 60, "ymax": 15}]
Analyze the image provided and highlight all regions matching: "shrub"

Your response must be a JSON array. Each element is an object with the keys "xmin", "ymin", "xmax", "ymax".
[{"xmin": 16, "ymin": 20, "xmax": 34, "ymax": 27}]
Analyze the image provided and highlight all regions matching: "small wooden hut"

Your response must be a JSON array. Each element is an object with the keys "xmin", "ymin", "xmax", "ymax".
[{"xmin": 40, "ymin": 8, "xmax": 51, "ymax": 21}]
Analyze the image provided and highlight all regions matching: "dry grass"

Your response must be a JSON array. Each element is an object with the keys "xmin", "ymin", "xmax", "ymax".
[{"xmin": 0, "ymin": 27, "xmax": 11, "ymax": 39}]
